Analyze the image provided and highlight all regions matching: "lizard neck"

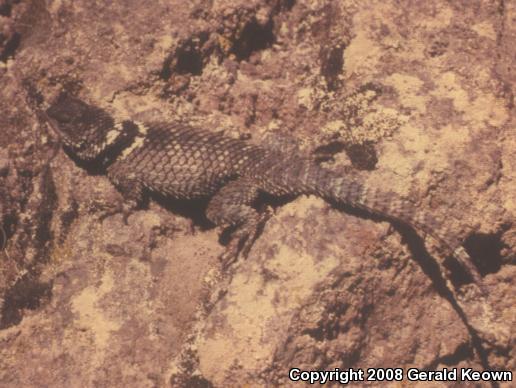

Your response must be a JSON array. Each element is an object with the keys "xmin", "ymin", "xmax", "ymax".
[{"xmin": 95, "ymin": 120, "xmax": 142, "ymax": 168}]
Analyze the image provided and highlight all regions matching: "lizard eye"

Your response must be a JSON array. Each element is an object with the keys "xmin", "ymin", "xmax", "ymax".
[{"xmin": 47, "ymin": 94, "xmax": 87, "ymax": 124}]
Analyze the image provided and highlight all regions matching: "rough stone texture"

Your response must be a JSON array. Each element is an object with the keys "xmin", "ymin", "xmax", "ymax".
[{"xmin": 0, "ymin": 0, "xmax": 514, "ymax": 387}]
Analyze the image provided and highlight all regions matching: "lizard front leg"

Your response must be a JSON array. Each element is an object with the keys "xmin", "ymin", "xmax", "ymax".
[{"xmin": 105, "ymin": 161, "xmax": 145, "ymax": 224}]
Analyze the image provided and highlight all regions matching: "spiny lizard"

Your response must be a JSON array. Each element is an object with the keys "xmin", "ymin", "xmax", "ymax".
[{"xmin": 45, "ymin": 93, "xmax": 483, "ymax": 287}]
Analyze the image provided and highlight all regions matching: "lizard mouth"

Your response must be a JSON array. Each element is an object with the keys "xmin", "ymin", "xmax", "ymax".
[
  {"xmin": 41, "ymin": 112, "xmax": 79, "ymax": 150},
  {"xmin": 42, "ymin": 114, "xmax": 65, "ymax": 139}
]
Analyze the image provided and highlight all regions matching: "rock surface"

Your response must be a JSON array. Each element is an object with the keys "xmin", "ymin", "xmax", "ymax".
[{"xmin": 0, "ymin": 0, "xmax": 514, "ymax": 387}]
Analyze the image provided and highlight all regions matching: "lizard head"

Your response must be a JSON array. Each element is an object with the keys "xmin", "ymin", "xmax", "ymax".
[{"xmin": 46, "ymin": 93, "xmax": 122, "ymax": 161}]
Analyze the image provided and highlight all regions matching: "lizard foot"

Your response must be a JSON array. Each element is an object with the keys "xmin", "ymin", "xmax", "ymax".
[
  {"xmin": 219, "ymin": 206, "xmax": 273, "ymax": 269},
  {"xmin": 94, "ymin": 200, "xmax": 136, "ymax": 225}
]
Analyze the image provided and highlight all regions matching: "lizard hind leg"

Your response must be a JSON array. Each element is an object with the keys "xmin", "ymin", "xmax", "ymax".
[{"xmin": 206, "ymin": 178, "xmax": 270, "ymax": 268}]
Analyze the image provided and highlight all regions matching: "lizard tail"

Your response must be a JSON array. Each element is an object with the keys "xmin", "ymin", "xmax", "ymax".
[{"xmin": 291, "ymin": 164, "xmax": 484, "ymax": 287}]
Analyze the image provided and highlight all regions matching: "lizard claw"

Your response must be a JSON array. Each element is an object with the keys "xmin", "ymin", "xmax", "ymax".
[
  {"xmin": 95, "ymin": 200, "xmax": 135, "ymax": 225},
  {"xmin": 121, "ymin": 202, "xmax": 133, "ymax": 225},
  {"xmin": 96, "ymin": 201, "xmax": 122, "ymax": 223},
  {"xmin": 219, "ymin": 239, "xmax": 241, "ymax": 270}
]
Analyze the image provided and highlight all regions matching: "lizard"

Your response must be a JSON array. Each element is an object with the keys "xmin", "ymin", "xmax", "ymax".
[{"xmin": 44, "ymin": 92, "xmax": 484, "ymax": 289}]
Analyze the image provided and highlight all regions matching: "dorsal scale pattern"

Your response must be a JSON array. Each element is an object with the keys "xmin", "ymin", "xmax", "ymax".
[{"xmin": 46, "ymin": 93, "xmax": 483, "ymax": 286}]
